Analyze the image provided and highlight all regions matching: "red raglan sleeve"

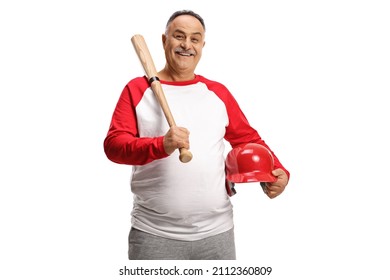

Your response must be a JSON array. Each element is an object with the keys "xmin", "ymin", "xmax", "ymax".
[
  {"xmin": 211, "ymin": 81, "xmax": 290, "ymax": 179},
  {"xmin": 103, "ymin": 79, "xmax": 169, "ymax": 165}
]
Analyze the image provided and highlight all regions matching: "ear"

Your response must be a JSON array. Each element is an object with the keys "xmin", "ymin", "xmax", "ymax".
[{"xmin": 162, "ymin": 33, "xmax": 167, "ymax": 46}]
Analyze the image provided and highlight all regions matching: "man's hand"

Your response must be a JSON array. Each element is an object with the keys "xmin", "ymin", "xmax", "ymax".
[
  {"xmin": 163, "ymin": 126, "xmax": 190, "ymax": 155},
  {"xmin": 262, "ymin": 168, "xmax": 289, "ymax": 199}
]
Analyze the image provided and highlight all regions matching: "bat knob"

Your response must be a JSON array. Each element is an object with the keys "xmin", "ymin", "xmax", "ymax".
[{"xmin": 179, "ymin": 149, "xmax": 193, "ymax": 163}]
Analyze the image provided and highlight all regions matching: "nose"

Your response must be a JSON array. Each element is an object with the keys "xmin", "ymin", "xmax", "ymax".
[{"xmin": 180, "ymin": 38, "xmax": 190, "ymax": 50}]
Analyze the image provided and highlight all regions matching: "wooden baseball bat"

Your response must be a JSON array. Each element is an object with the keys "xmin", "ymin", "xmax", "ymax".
[{"xmin": 131, "ymin": 34, "xmax": 193, "ymax": 163}]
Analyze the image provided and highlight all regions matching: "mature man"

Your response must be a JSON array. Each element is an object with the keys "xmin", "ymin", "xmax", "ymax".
[{"xmin": 104, "ymin": 10, "xmax": 289, "ymax": 260}]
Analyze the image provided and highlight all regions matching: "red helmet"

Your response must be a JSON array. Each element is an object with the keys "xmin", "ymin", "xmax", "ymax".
[{"xmin": 225, "ymin": 143, "xmax": 277, "ymax": 183}]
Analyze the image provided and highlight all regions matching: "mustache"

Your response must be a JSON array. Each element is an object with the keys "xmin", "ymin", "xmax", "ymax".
[{"xmin": 174, "ymin": 47, "xmax": 195, "ymax": 56}]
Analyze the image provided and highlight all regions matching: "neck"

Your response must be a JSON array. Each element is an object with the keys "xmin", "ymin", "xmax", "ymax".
[{"xmin": 158, "ymin": 66, "xmax": 195, "ymax": 82}]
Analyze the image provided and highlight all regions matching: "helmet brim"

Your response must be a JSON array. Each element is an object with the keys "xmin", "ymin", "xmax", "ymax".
[{"xmin": 227, "ymin": 171, "xmax": 277, "ymax": 183}]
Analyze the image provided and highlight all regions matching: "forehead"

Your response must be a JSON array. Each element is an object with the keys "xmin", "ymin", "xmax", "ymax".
[{"xmin": 167, "ymin": 15, "xmax": 205, "ymax": 35}]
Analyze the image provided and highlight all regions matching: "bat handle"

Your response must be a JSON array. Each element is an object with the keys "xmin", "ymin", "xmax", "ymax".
[{"xmin": 179, "ymin": 148, "xmax": 193, "ymax": 163}]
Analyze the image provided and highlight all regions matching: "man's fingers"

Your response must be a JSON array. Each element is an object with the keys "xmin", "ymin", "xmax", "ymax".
[
  {"xmin": 263, "ymin": 182, "xmax": 283, "ymax": 199},
  {"xmin": 176, "ymin": 126, "xmax": 190, "ymax": 135},
  {"xmin": 171, "ymin": 127, "xmax": 190, "ymax": 148},
  {"xmin": 163, "ymin": 126, "xmax": 190, "ymax": 154},
  {"xmin": 177, "ymin": 139, "xmax": 190, "ymax": 149}
]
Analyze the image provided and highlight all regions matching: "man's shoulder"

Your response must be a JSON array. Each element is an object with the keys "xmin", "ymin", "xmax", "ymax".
[
  {"xmin": 196, "ymin": 75, "xmax": 229, "ymax": 92},
  {"xmin": 124, "ymin": 76, "xmax": 151, "ymax": 95},
  {"xmin": 127, "ymin": 76, "xmax": 148, "ymax": 87}
]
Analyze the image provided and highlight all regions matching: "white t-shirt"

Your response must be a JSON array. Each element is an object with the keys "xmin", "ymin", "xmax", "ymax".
[{"xmin": 104, "ymin": 74, "xmax": 285, "ymax": 241}]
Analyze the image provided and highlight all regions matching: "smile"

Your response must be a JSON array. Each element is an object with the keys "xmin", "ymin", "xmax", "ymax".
[{"xmin": 175, "ymin": 51, "xmax": 195, "ymax": 57}]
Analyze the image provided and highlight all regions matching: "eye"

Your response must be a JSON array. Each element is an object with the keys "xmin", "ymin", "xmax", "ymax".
[
  {"xmin": 191, "ymin": 38, "xmax": 199, "ymax": 43},
  {"xmin": 174, "ymin": 34, "xmax": 184, "ymax": 40}
]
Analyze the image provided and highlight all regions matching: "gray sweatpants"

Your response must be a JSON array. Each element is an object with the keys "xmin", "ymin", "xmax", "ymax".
[{"xmin": 128, "ymin": 227, "xmax": 236, "ymax": 260}]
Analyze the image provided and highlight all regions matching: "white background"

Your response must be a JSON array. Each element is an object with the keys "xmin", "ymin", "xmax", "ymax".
[{"xmin": 1, "ymin": 0, "xmax": 389, "ymax": 279}]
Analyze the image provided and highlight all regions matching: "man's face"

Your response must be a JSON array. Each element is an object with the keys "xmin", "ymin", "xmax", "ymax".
[{"xmin": 163, "ymin": 15, "xmax": 205, "ymax": 75}]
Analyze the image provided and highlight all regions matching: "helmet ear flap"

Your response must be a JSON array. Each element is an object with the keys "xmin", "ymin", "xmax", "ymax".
[{"xmin": 225, "ymin": 143, "xmax": 277, "ymax": 184}]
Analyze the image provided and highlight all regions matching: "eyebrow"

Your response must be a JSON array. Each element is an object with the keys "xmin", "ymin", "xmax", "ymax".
[{"xmin": 173, "ymin": 29, "xmax": 203, "ymax": 37}]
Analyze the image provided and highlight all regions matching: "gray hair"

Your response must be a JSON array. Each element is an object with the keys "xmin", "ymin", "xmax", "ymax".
[{"xmin": 165, "ymin": 10, "xmax": 206, "ymax": 34}]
